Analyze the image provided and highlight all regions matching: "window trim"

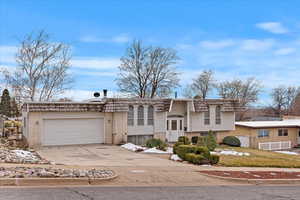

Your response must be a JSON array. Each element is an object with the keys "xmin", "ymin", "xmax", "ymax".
[
  {"xmin": 147, "ymin": 105, "xmax": 154, "ymax": 125},
  {"xmin": 258, "ymin": 129, "xmax": 270, "ymax": 138},
  {"xmin": 215, "ymin": 105, "xmax": 221, "ymax": 125},
  {"xmin": 278, "ymin": 129, "xmax": 288, "ymax": 136},
  {"xmin": 171, "ymin": 120, "xmax": 177, "ymax": 130},
  {"xmin": 204, "ymin": 106, "xmax": 210, "ymax": 125},
  {"xmin": 127, "ymin": 105, "xmax": 134, "ymax": 126},
  {"xmin": 137, "ymin": 105, "xmax": 144, "ymax": 126}
]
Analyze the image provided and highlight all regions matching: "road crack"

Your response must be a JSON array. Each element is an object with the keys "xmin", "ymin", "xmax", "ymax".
[{"xmin": 65, "ymin": 187, "xmax": 95, "ymax": 200}]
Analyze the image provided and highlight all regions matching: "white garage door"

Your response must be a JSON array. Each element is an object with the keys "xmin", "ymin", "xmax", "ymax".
[
  {"xmin": 42, "ymin": 118, "xmax": 104, "ymax": 146},
  {"xmin": 236, "ymin": 136, "xmax": 250, "ymax": 148}
]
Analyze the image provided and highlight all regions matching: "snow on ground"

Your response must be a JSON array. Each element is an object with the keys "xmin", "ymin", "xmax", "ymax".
[
  {"xmin": 143, "ymin": 147, "xmax": 173, "ymax": 154},
  {"xmin": 121, "ymin": 143, "xmax": 173, "ymax": 153},
  {"xmin": 275, "ymin": 151, "xmax": 299, "ymax": 155},
  {"xmin": 12, "ymin": 150, "xmax": 38, "ymax": 159},
  {"xmin": 121, "ymin": 143, "xmax": 146, "ymax": 152},
  {"xmin": 170, "ymin": 154, "xmax": 182, "ymax": 161},
  {"xmin": 211, "ymin": 150, "xmax": 250, "ymax": 156}
]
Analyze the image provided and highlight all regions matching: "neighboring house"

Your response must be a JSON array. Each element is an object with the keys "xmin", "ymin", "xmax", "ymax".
[
  {"xmin": 217, "ymin": 120, "xmax": 300, "ymax": 150},
  {"xmin": 22, "ymin": 96, "xmax": 242, "ymax": 148}
]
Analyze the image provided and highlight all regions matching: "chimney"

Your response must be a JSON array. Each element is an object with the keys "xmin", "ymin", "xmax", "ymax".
[
  {"xmin": 174, "ymin": 91, "xmax": 177, "ymax": 99},
  {"xmin": 103, "ymin": 89, "xmax": 108, "ymax": 98}
]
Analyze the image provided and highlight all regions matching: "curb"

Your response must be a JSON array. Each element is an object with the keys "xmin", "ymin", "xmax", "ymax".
[
  {"xmin": 0, "ymin": 174, "xmax": 119, "ymax": 186},
  {"xmin": 199, "ymin": 172, "xmax": 300, "ymax": 184}
]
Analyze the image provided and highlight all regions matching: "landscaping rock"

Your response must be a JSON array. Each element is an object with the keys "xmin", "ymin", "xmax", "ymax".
[
  {"xmin": 0, "ymin": 148, "xmax": 50, "ymax": 164},
  {"xmin": 0, "ymin": 167, "xmax": 115, "ymax": 179}
]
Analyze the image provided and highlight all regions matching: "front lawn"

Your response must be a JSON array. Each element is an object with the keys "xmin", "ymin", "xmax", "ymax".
[{"xmin": 218, "ymin": 146, "xmax": 300, "ymax": 168}]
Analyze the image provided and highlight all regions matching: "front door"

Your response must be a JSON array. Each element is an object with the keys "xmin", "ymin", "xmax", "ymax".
[{"xmin": 166, "ymin": 117, "xmax": 184, "ymax": 142}]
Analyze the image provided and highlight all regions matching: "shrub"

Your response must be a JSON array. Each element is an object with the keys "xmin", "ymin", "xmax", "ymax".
[
  {"xmin": 176, "ymin": 145, "xmax": 210, "ymax": 160},
  {"xmin": 196, "ymin": 131, "xmax": 217, "ymax": 151},
  {"xmin": 175, "ymin": 144, "xmax": 219, "ymax": 165},
  {"xmin": 193, "ymin": 146, "xmax": 210, "ymax": 158},
  {"xmin": 185, "ymin": 153, "xmax": 205, "ymax": 164},
  {"xmin": 223, "ymin": 136, "xmax": 241, "ymax": 147},
  {"xmin": 178, "ymin": 136, "xmax": 190, "ymax": 145},
  {"xmin": 209, "ymin": 154, "xmax": 220, "ymax": 165},
  {"xmin": 191, "ymin": 136, "xmax": 199, "ymax": 144},
  {"xmin": 173, "ymin": 141, "xmax": 184, "ymax": 154},
  {"xmin": 197, "ymin": 136, "xmax": 207, "ymax": 146},
  {"xmin": 206, "ymin": 131, "xmax": 217, "ymax": 151},
  {"xmin": 146, "ymin": 138, "xmax": 167, "ymax": 151}
]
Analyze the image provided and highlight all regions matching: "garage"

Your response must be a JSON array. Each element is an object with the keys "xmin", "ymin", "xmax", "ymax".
[
  {"xmin": 235, "ymin": 136, "xmax": 250, "ymax": 148},
  {"xmin": 42, "ymin": 118, "xmax": 104, "ymax": 146}
]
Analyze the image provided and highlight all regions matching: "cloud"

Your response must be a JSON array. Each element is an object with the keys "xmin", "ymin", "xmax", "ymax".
[
  {"xmin": 274, "ymin": 48, "xmax": 295, "ymax": 55},
  {"xmin": 80, "ymin": 34, "xmax": 130, "ymax": 43},
  {"xmin": 256, "ymin": 22, "xmax": 289, "ymax": 34},
  {"xmin": 71, "ymin": 57, "xmax": 120, "ymax": 69},
  {"xmin": 177, "ymin": 37, "xmax": 300, "ymax": 93},
  {"xmin": 199, "ymin": 40, "xmax": 235, "ymax": 49},
  {"xmin": 0, "ymin": 45, "xmax": 18, "ymax": 64},
  {"xmin": 71, "ymin": 69, "xmax": 117, "ymax": 77},
  {"xmin": 240, "ymin": 39, "xmax": 275, "ymax": 51}
]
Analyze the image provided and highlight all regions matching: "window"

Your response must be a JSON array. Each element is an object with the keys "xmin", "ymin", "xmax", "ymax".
[
  {"xmin": 137, "ymin": 105, "xmax": 144, "ymax": 126},
  {"xmin": 215, "ymin": 106, "xmax": 221, "ymax": 125},
  {"xmin": 180, "ymin": 120, "xmax": 183, "ymax": 130},
  {"xmin": 278, "ymin": 129, "xmax": 288, "ymax": 136},
  {"xmin": 204, "ymin": 106, "xmax": 210, "ymax": 125},
  {"xmin": 167, "ymin": 120, "xmax": 169, "ymax": 130},
  {"xmin": 258, "ymin": 129, "xmax": 269, "ymax": 137},
  {"xmin": 127, "ymin": 105, "xmax": 134, "ymax": 126},
  {"xmin": 147, "ymin": 105, "xmax": 154, "ymax": 125},
  {"xmin": 171, "ymin": 120, "xmax": 177, "ymax": 130}
]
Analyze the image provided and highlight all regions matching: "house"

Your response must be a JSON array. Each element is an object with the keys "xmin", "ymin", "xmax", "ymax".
[
  {"xmin": 216, "ymin": 119, "xmax": 300, "ymax": 150},
  {"xmin": 22, "ymin": 94, "xmax": 242, "ymax": 148}
]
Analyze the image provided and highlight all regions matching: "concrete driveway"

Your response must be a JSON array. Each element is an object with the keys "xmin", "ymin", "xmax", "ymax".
[{"xmin": 37, "ymin": 144, "xmax": 184, "ymax": 167}]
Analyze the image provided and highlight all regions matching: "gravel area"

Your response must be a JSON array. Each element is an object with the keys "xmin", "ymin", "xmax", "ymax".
[
  {"xmin": 0, "ymin": 149, "xmax": 50, "ymax": 164},
  {"xmin": 0, "ymin": 167, "xmax": 115, "ymax": 178}
]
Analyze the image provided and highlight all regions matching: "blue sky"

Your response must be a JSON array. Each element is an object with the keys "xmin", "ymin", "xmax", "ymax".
[{"xmin": 1, "ymin": 0, "xmax": 300, "ymax": 105}]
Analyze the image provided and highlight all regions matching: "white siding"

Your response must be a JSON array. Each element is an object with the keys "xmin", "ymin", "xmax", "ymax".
[
  {"xmin": 127, "ymin": 105, "xmax": 154, "ymax": 135},
  {"xmin": 190, "ymin": 105, "xmax": 235, "ymax": 132}
]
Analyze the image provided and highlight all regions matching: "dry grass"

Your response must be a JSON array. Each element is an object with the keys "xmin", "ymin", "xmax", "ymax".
[{"xmin": 218, "ymin": 146, "xmax": 300, "ymax": 168}]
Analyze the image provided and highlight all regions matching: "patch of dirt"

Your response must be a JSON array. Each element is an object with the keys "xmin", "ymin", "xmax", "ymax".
[{"xmin": 200, "ymin": 170, "xmax": 300, "ymax": 179}]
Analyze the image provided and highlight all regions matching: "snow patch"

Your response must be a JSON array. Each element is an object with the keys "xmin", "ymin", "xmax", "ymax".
[
  {"xmin": 275, "ymin": 151, "xmax": 299, "ymax": 155},
  {"xmin": 121, "ymin": 143, "xmax": 146, "ymax": 152},
  {"xmin": 143, "ymin": 147, "xmax": 172, "ymax": 154},
  {"xmin": 121, "ymin": 143, "xmax": 173, "ymax": 154},
  {"xmin": 12, "ymin": 150, "xmax": 38, "ymax": 159},
  {"xmin": 170, "ymin": 154, "xmax": 182, "ymax": 161},
  {"xmin": 212, "ymin": 150, "xmax": 250, "ymax": 156}
]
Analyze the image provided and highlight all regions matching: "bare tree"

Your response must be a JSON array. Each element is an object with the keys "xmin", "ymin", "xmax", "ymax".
[
  {"xmin": 271, "ymin": 85, "xmax": 299, "ymax": 116},
  {"xmin": 217, "ymin": 78, "xmax": 262, "ymax": 120},
  {"xmin": 3, "ymin": 31, "xmax": 73, "ymax": 101},
  {"xmin": 186, "ymin": 70, "xmax": 215, "ymax": 99},
  {"xmin": 116, "ymin": 40, "xmax": 180, "ymax": 98}
]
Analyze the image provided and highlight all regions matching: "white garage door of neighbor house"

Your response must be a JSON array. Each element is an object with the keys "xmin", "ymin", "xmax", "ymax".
[
  {"xmin": 43, "ymin": 118, "xmax": 104, "ymax": 146},
  {"xmin": 236, "ymin": 136, "xmax": 250, "ymax": 148}
]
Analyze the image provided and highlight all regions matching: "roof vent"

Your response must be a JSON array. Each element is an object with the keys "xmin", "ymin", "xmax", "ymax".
[
  {"xmin": 94, "ymin": 92, "xmax": 100, "ymax": 98},
  {"xmin": 103, "ymin": 89, "xmax": 108, "ymax": 98}
]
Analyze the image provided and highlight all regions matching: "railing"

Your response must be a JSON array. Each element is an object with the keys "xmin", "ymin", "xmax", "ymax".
[{"xmin": 258, "ymin": 141, "xmax": 291, "ymax": 150}]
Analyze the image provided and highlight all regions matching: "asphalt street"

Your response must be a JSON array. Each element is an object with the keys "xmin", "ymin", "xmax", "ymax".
[{"xmin": 0, "ymin": 185, "xmax": 299, "ymax": 200}]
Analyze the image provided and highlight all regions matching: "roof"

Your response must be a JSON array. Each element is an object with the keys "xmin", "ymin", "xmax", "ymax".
[
  {"xmin": 22, "ymin": 98, "xmax": 243, "ymax": 113},
  {"xmin": 235, "ymin": 120, "xmax": 300, "ymax": 128}
]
